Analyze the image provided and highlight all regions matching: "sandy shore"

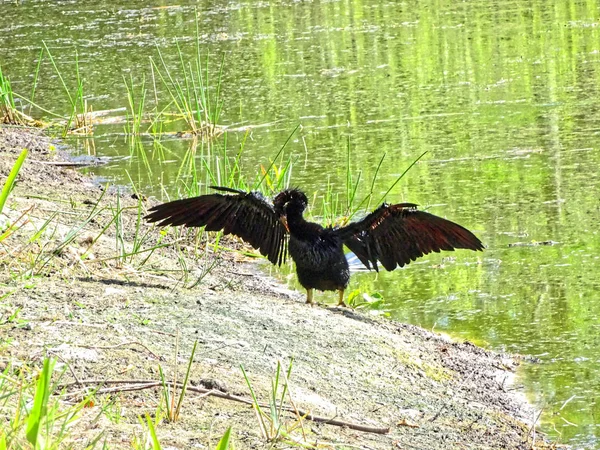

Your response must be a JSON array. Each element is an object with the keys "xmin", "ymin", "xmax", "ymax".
[{"xmin": 0, "ymin": 125, "xmax": 556, "ymax": 449}]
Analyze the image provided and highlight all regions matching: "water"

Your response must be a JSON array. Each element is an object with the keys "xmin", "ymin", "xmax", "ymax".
[{"xmin": 2, "ymin": 0, "xmax": 600, "ymax": 446}]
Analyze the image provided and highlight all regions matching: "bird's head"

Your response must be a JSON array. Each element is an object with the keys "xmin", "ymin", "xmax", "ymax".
[{"xmin": 273, "ymin": 188, "xmax": 308, "ymax": 216}]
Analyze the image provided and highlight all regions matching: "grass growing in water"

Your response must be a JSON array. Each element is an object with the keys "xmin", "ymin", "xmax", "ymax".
[
  {"xmin": 41, "ymin": 42, "xmax": 93, "ymax": 136},
  {"xmin": 151, "ymin": 47, "xmax": 225, "ymax": 137},
  {"xmin": 0, "ymin": 64, "xmax": 24, "ymax": 125},
  {"xmin": 0, "ymin": 65, "xmax": 39, "ymax": 126},
  {"xmin": 124, "ymin": 73, "xmax": 147, "ymax": 136},
  {"xmin": 0, "ymin": 13, "xmax": 225, "ymax": 139},
  {"xmin": 317, "ymin": 147, "xmax": 429, "ymax": 226}
]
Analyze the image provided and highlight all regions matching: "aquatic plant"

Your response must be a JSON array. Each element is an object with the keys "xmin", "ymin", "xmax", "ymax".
[
  {"xmin": 0, "ymin": 65, "xmax": 34, "ymax": 126},
  {"xmin": 42, "ymin": 43, "xmax": 92, "ymax": 136},
  {"xmin": 151, "ymin": 46, "xmax": 225, "ymax": 138}
]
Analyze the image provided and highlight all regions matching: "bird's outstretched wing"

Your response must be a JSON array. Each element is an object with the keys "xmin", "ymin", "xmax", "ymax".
[
  {"xmin": 145, "ymin": 187, "xmax": 288, "ymax": 266},
  {"xmin": 336, "ymin": 203, "xmax": 483, "ymax": 272}
]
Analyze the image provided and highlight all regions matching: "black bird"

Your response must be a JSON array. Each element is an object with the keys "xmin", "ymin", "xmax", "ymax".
[{"xmin": 145, "ymin": 186, "xmax": 484, "ymax": 306}]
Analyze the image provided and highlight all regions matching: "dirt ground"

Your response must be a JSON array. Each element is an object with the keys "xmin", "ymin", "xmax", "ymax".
[{"xmin": 0, "ymin": 125, "xmax": 561, "ymax": 449}]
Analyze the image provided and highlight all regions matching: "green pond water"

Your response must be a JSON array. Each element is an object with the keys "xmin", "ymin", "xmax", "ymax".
[{"xmin": 2, "ymin": 0, "xmax": 600, "ymax": 447}]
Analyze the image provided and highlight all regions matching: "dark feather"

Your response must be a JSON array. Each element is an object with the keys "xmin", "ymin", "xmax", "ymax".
[
  {"xmin": 145, "ymin": 190, "xmax": 288, "ymax": 266},
  {"xmin": 337, "ymin": 203, "xmax": 483, "ymax": 272},
  {"xmin": 209, "ymin": 186, "xmax": 246, "ymax": 195}
]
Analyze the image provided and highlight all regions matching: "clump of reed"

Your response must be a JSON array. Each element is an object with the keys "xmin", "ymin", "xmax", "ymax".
[
  {"xmin": 0, "ymin": 64, "xmax": 37, "ymax": 126},
  {"xmin": 1, "ymin": 12, "xmax": 225, "ymax": 140},
  {"xmin": 1, "ymin": 45, "xmax": 92, "ymax": 135}
]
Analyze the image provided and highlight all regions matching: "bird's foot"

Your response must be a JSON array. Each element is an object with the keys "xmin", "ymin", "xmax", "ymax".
[
  {"xmin": 337, "ymin": 290, "xmax": 347, "ymax": 307},
  {"xmin": 305, "ymin": 289, "xmax": 314, "ymax": 306}
]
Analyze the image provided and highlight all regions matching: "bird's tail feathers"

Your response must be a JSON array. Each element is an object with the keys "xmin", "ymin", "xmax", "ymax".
[{"xmin": 346, "ymin": 252, "xmax": 371, "ymax": 272}]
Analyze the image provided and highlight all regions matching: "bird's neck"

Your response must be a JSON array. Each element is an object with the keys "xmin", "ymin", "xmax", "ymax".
[
  {"xmin": 286, "ymin": 209, "xmax": 306, "ymax": 230},
  {"xmin": 287, "ymin": 210, "xmax": 322, "ymax": 238}
]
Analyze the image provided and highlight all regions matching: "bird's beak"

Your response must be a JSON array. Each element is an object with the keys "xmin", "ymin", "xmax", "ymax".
[{"xmin": 280, "ymin": 216, "xmax": 289, "ymax": 232}]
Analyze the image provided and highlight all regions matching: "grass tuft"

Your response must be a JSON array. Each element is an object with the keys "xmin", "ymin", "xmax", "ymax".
[
  {"xmin": 0, "ymin": 358, "xmax": 101, "ymax": 448},
  {"xmin": 151, "ymin": 47, "xmax": 225, "ymax": 138},
  {"xmin": 124, "ymin": 74, "xmax": 147, "ymax": 135},
  {"xmin": 0, "ymin": 65, "xmax": 37, "ymax": 126},
  {"xmin": 241, "ymin": 360, "xmax": 311, "ymax": 447},
  {"xmin": 159, "ymin": 338, "xmax": 198, "ymax": 423}
]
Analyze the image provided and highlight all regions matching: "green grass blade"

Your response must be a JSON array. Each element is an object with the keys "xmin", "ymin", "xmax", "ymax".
[
  {"xmin": 240, "ymin": 365, "xmax": 268, "ymax": 434},
  {"xmin": 375, "ymin": 150, "xmax": 428, "ymax": 205},
  {"xmin": 174, "ymin": 340, "xmax": 198, "ymax": 419},
  {"xmin": 146, "ymin": 414, "xmax": 162, "ymax": 450},
  {"xmin": 26, "ymin": 358, "xmax": 56, "ymax": 446},
  {"xmin": 365, "ymin": 152, "xmax": 386, "ymax": 212},
  {"xmin": 29, "ymin": 211, "xmax": 59, "ymax": 243},
  {"xmin": 42, "ymin": 41, "xmax": 74, "ymax": 106},
  {"xmin": 0, "ymin": 149, "xmax": 27, "ymax": 215},
  {"xmin": 12, "ymin": 92, "xmax": 64, "ymax": 118},
  {"xmin": 158, "ymin": 365, "xmax": 171, "ymax": 421},
  {"xmin": 214, "ymin": 427, "xmax": 232, "ymax": 450},
  {"xmin": 29, "ymin": 47, "xmax": 44, "ymax": 114},
  {"xmin": 254, "ymin": 125, "xmax": 299, "ymax": 191},
  {"xmin": 213, "ymin": 53, "xmax": 225, "ymax": 125}
]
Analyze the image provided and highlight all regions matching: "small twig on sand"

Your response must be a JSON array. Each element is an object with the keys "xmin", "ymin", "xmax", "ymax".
[
  {"xmin": 30, "ymin": 160, "xmax": 100, "ymax": 168},
  {"xmin": 143, "ymin": 327, "xmax": 177, "ymax": 337},
  {"xmin": 46, "ymin": 321, "xmax": 108, "ymax": 329},
  {"xmin": 81, "ymin": 341, "xmax": 162, "ymax": 360},
  {"xmin": 48, "ymin": 351, "xmax": 81, "ymax": 385},
  {"xmin": 59, "ymin": 378, "xmax": 390, "ymax": 434}
]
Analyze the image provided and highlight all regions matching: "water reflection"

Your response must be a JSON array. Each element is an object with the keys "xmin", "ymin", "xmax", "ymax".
[{"xmin": 3, "ymin": 0, "xmax": 600, "ymax": 445}]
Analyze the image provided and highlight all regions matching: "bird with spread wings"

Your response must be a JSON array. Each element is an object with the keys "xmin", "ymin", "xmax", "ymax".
[{"xmin": 145, "ymin": 186, "xmax": 483, "ymax": 306}]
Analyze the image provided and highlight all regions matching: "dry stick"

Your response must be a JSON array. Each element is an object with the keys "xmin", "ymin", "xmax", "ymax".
[
  {"xmin": 138, "ymin": 327, "xmax": 177, "ymax": 337},
  {"xmin": 47, "ymin": 321, "xmax": 108, "ymax": 329},
  {"xmin": 30, "ymin": 160, "xmax": 98, "ymax": 167},
  {"xmin": 48, "ymin": 351, "xmax": 81, "ymax": 385},
  {"xmin": 60, "ymin": 379, "xmax": 390, "ymax": 434},
  {"xmin": 171, "ymin": 330, "xmax": 180, "ymax": 418},
  {"xmin": 0, "ymin": 206, "xmax": 33, "ymax": 242},
  {"xmin": 80, "ymin": 341, "xmax": 162, "ymax": 360}
]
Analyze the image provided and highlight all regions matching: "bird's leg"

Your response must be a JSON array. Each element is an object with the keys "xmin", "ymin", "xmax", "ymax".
[
  {"xmin": 337, "ymin": 289, "xmax": 347, "ymax": 307},
  {"xmin": 306, "ymin": 288, "xmax": 314, "ymax": 305}
]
